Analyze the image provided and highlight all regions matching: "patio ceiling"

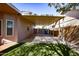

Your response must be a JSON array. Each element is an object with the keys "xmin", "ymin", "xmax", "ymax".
[{"xmin": 23, "ymin": 15, "xmax": 64, "ymax": 25}]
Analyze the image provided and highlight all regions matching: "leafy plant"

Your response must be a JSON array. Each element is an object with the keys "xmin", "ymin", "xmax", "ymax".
[{"xmin": 3, "ymin": 43, "xmax": 79, "ymax": 56}]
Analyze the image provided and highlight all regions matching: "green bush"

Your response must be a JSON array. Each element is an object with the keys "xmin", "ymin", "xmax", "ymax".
[{"xmin": 3, "ymin": 43, "xmax": 79, "ymax": 56}]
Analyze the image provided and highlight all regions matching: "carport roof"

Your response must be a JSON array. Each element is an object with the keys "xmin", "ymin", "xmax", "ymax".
[{"xmin": 22, "ymin": 15, "xmax": 64, "ymax": 25}]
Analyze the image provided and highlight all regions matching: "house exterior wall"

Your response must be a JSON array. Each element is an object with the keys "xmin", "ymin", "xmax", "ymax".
[
  {"xmin": 0, "ymin": 12, "xmax": 34, "ymax": 43},
  {"xmin": 17, "ymin": 17, "xmax": 33, "ymax": 42},
  {"xmin": 0, "ymin": 13, "xmax": 18, "ymax": 44},
  {"xmin": 0, "ymin": 4, "xmax": 34, "ymax": 43}
]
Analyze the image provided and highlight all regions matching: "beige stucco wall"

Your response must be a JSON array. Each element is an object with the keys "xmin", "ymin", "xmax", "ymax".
[
  {"xmin": 17, "ymin": 17, "xmax": 34, "ymax": 42},
  {"xmin": 0, "ymin": 12, "xmax": 34, "ymax": 43},
  {"xmin": 0, "ymin": 13, "xmax": 18, "ymax": 43}
]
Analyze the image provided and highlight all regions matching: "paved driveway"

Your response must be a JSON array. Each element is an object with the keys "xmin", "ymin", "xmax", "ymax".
[{"xmin": 25, "ymin": 34, "xmax": 59, "ymax": 43}]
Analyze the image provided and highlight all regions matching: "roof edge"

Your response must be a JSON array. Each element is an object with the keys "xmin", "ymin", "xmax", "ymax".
[
  {"xmin": 7, "ymin": 3, "xmax": 21, "ymax": 14},
  {"xmin": 23, "ymin": 15, "xmax": 64, "ymax": 18}
]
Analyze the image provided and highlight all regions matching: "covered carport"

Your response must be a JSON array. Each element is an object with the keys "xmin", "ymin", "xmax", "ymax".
[
  {"xmin": 22, "ymin": 15, "xmax": 64, "ymax": 42},
  {"xmin": 23, "ymin": 15, "xmax": 64, "ymax": 36}
]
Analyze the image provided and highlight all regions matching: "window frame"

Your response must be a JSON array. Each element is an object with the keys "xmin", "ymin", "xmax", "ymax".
[{"xmin": 6, "ymin": 20, "xmax": 14, "ymax": 36}]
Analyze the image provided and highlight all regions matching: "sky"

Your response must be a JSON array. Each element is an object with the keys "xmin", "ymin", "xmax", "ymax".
[{"xmin": 12, "ymin": 3, "xmax": 60, "ymax": 16}]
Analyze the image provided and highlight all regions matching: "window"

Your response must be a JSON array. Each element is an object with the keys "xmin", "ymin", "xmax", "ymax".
[{"xmin": 6, "ymin": 20, "xmax": 14, "ymax": 36}]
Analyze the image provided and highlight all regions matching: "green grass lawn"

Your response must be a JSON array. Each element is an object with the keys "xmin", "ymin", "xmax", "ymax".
[{"xmin": 2, "ymin": 43, "xmax": 79, "ymax": 56}]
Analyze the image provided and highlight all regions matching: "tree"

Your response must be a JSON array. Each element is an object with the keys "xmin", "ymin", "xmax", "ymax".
[{"xmin": 48, "ymin": 3, "xmax": 79, "ymax": 14}]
